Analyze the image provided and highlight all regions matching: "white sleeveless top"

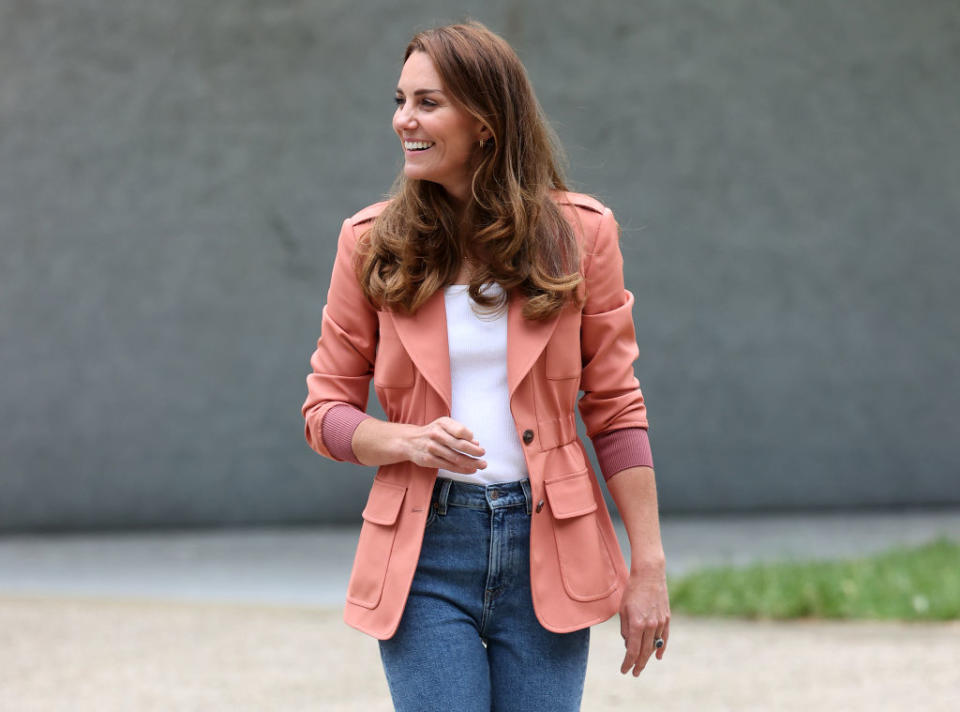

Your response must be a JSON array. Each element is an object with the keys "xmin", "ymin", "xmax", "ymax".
[{"xmin": 436, "ymin": 283, "xmax": 528, "ymax": 484}]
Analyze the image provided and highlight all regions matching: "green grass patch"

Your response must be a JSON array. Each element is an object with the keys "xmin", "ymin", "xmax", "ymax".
[{"xmin": 667, "ymin": 536, "xmax": 960, "ymax": 620}]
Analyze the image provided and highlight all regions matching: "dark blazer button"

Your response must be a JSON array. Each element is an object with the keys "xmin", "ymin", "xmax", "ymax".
[
  {"xmin": 536, "ymin": 500, "xmax": 544, "ymax": 513},
  {"xmin": 522, "ymin": 429, "xmax": 534, "ymax": 444}
]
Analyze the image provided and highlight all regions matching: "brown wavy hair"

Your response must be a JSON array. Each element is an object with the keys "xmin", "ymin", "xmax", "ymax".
[{"xmin": 356, "ymin": 21, "xmax": 584, "ymax": 321}]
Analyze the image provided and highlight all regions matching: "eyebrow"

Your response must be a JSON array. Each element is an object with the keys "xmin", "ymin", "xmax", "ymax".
[{"xmin": 395, "ymin": 88, "xmax": 444, "ymax": 96}]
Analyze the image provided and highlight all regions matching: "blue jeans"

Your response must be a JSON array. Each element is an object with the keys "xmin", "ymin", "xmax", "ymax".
[{"xmin": 378, "ymin": 478, "xmax": 590, "ymax": 712}]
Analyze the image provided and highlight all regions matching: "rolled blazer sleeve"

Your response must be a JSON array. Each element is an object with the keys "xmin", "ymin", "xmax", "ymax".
[
  {"xmin": 578, "ymin": 207, "xmax": 650, "ymax": 438},
  {"xmin": 301, "ymin": 218, "xmax": 378, "ymax": 460}
]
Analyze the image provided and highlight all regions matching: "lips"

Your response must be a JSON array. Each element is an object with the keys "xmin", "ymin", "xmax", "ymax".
[{"xmin": 404, "ymin": 140, "xmax": 435, "ymax": 151}]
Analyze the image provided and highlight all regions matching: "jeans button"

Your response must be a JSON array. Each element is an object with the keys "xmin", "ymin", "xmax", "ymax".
[
  {"xmin": 489, "ymin": 489, "xmax": 499, "ymax": 500},
  {"xmin": 522, "ymin": 429, "xmax": 534, "ymax": 445}
]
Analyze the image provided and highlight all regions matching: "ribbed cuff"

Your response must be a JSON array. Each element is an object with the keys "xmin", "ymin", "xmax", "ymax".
[
  {"xmin": 592, "ymin": 427, "xmax": 653, "ymax": 482},
  {"xmin": 321, "ymin": 403, "xmax": 372, "ymax": 464}
]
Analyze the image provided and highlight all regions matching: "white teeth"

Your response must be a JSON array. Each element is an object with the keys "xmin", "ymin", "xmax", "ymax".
[{"xmin": 404, "ymin": 140, "xmax": 434, "ymax": 150}]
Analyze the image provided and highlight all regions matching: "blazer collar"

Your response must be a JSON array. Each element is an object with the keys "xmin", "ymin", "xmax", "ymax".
[{"xmin": 387, "ymin": 287, "xmax": 561, "ymax": 411}]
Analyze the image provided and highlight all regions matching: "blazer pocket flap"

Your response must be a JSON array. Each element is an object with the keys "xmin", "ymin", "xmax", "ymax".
[
  {"xmin": 544, "ymin": 471, "xmax": 598, "ymax": 519},
  {"xmin": 361, "ymin": 479, "xmax": 407, "ymax": 526}
]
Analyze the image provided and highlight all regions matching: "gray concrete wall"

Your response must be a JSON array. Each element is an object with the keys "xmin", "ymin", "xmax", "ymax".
[{"xmin": 1, "ymin": 0, "xmax": 958, "ymax": 531}]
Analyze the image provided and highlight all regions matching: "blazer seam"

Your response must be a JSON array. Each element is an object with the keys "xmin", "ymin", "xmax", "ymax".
[{"xmin": 582, "ymin": 207, "xmax": 609, "ymax": 287}]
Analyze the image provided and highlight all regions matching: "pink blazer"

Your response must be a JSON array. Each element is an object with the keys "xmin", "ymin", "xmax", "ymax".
[{"xmin": 302, "ymin": 191, "xmax": 649, "ymax": 640}]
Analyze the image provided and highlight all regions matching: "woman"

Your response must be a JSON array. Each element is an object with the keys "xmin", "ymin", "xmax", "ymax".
[{"xmin": 302, "ymin": 21, "xmax": 669, "ymax": 711}]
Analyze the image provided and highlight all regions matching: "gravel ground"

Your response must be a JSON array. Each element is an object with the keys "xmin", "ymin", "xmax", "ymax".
[{"xmin": 2, "ymin": 595, "xmax": 957, "ymax": 711}]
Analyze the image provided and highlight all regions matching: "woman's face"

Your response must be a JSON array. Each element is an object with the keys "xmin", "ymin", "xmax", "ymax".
[{"xmin": 393, "ymin": 51, "xmax": 488, "ymax": 203}]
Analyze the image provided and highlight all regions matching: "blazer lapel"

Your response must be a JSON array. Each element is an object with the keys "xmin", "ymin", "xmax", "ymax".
[
  {"xmin": 388, "ymin": 288, "xmax": 452, "ymax": 410},
  {"xmin": 388, "ymin": 287, "xmax": 562, "ymax": 413},
  {"xmin": 506, "ymin": 289, "xmax": 561, "ymax": 398}
]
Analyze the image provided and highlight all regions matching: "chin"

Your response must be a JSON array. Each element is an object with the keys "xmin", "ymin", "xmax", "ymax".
[
  {"xmin": 404, "ymin": 173, "xmax": 450, "ymax": 194},
  {"xmin": 403, "ymin": 164, "xmax": 431, "ymax": 182}
]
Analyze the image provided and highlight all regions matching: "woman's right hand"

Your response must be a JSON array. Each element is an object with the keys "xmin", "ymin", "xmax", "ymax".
[
  {"xmin": 402, "ymin": 417, "xmax": 487, "ymax": 474},
  {"xmin": 351, "ymin": 416, "xmax": 486, "ymax": 473}
]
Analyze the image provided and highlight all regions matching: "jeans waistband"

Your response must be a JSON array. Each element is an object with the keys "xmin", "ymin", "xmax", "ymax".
[{"xmin": 433, "ymin": 478, "xmax": 533, "ymax": 516}]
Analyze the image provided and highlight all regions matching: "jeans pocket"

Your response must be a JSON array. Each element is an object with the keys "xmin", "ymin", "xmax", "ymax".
[{"xmin": 424, "ymin": 500, "xmax": 439, "ymax": 530}]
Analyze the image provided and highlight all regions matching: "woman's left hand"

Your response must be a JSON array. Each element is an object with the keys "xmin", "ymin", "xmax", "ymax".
[{"xmin": 618, "ymin": 565, "xmax": 670, "ymax": 676}]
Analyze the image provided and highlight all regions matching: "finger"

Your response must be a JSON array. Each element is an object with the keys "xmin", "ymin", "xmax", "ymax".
[
  {"xmin": 441, "ymin": 451, "xmax": 487, "ymax": 474},
  {"xmin": 656, "ymin": 620, "xmax": 670, "ymax": 660},
  {"xmin": 438, "ymin": 442, "xmax": 488, "ymax": 471},
  {"xmin": 449, "ymin": 437, "xmax": 486, "ymax": 458},
  {"xmin": 426, "ymin": 442, "xmax": 486, "ymax": 474},
  {"xmin": 651, "ymin": 629, "xmax": 664, "ymax": 660},
  {"xmin": 438, "ymin": 417, "xmax": 476, "ymax": 443},
  {"xmin": 452, "ymin": 453, "xmax": 487, "ymax": 472},
  {"xmin": 620, "ymin": 633, "xmax": 642, "ymax": 675},
  {"xmin": 436, "ymin": 420, "xmax": 485, "ymax": 457},
  {"xmin": 631, "ymin": 628, "xmax": 654, "ymax": 677}
]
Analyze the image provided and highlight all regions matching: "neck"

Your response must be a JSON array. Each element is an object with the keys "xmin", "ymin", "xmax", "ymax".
[{"xmin": 441, "ymin": 176, "xmax": 472, "ymax": 212}]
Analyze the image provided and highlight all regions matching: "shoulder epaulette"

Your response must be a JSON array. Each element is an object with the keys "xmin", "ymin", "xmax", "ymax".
[
  {"xmin": 555, "ymin": 191, "xmax": 607, "ymax": 215},
  {"xmin": 349, "ymin": 200, "xmax": 390, "ymax": 227}
]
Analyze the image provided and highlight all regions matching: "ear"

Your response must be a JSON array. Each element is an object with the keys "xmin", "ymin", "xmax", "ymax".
[{"xmin": 477, "ymin": 124, "xmax": 492, "ymax": 140}]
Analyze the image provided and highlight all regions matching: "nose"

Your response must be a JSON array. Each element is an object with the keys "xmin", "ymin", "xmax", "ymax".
[{"xmin": 394, "ymin": 101, "xmax": 416, "ymax": 129}]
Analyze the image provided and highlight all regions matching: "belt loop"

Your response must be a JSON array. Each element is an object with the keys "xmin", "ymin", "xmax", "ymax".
[
  {"xmin": 520, "ymin": 479, "xmax": 533, "ymax": 516},
  {"xmin": 437, "ymin": 478, "xmax": 452, "ymax": 516}
]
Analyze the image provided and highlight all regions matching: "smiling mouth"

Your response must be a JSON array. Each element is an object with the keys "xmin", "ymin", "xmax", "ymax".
[{"xmin": 404, "ymin": 140, "xmax": 435, "ymax": 152}]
